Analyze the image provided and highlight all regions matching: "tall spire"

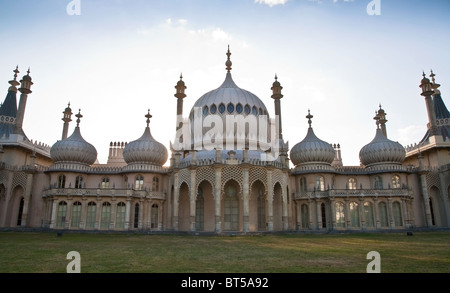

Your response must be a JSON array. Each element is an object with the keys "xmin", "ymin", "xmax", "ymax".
[
  {"xmin": 226, "ymin": 45, "xmax": 232, "ymax": 72},
  {"xmin": 61, "ymin": 102, "xmax": 73, "ymax": 139}
]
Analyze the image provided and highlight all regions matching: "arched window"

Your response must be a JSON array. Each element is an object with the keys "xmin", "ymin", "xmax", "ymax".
[
  {"xmin": 71, "ymin": 201, "xmax": 82, "ymax": 228},
  {"xmin": 56, "ymin": 201, "xmax": 67, "ymax": 228},
  {"xmin": 244, "ymin": 104, "xmax": 251, "ymax": 115},
  {"xmin": 16, "ymin": 197, "xmax": 25, "ymax": 226},
  {"xmin": 364, "ymin": 202, "xmax": 374, "ymax": 227},
  {"xmin": 101, "ymin": 202, "xmax": 111, "ymax": 229},
  {"xmin": 203, "ymin": 106, "xmax": 209, "ymax": 116},
  {"xmin": 374, "ymin": 176, "xmax": 383, "ymax": 190},
  {"xmin": 236, "ymin": 103, "xmax": 243, "ymax": 114},
  {"xmin": 321, "ymin": 203, "xmax": 327, "ymax": 228},
  {"xmin": 379, "ymin": 202, "xmax": 388, "ymax": 227},
  {"xmin": 393, "ymin": 202, "xmax": 403, "ymax": 227},
  {"xmin": 58, "ymin": 175, "xmax": 66, "ymax": 188},
  {"xmin": 350, "ymin": 202, "xmax": 360, "ymax": 227},
  {"xmin": 75, "ymin": 176, "xmax": 83, "ymax": 189},
  {"xmin": 219, "ymin": 103, "xmax": 226, "ymax": 114},
  {"xmin": 227, "ymin": 103, "xmax": 235, "ymax": 114},
  {"xmin": 252, "ymin": 106, "xmax": 258, "ymax": 116},
  {"xmin": 115, "ymin": 202, "xmax": 126, "ymax": 229},
  {"xmin": 152, "ymin": 177, "xmax": 159, "ymax": 192},
  {"xmin": 210, "ymin": 104, "xmax": 217, "ymax": 114},
  {"xmin": 196, "ymin": 189, "xmax": 204, "ymax": 231},
  {"xmin": 101, "ymin": 178, "xmax": 110, "ymax": 189},
  {"xmin": 348, "ymin": 178, "xmax": 356, "ymax": 190},
  {"xmin": 335, "ymin": 202, "xmax": 345, "ymax": 228},
  {"xmin": 316, "ymin": 176, "xmax": 325, "ymax": 191},
  {"xmin": 151, "ymin": 204, "xmax": 159, "ymax": 229},
  {"xmin": 135, "ymin": 175, "xmax": 144, "ymax": 190},
  {"xmin": 300, "ymin": 177, "xmax": 307, "ymax": 193},
  {"xmin": 391, "ymin": 175, "xmax": 401, "ymax": 189},
  {"xmin": 86, "ymin": 202, "xmax": 96, "ymax": 229},
  {"xmin": 259, "ymin": 108, "xmax": 263, "ymax": 115},
  {"xmin": 134, "ymin": 203, "xmax": 139, "ymax": 228},
  {"xmin": 301, "ymin": 204, "xmax": 309, "ymax": 229}
]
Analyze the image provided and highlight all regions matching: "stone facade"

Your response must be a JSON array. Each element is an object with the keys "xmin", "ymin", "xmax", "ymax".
[{"xmin": 0, "ymin": 52, "xmax": 449, "ymax": 233}]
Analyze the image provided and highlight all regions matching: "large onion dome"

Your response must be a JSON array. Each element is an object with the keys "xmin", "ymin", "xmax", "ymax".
[
  {"xmin": 50, "ymin": 110, "xmax": 97, "ymax": 165},
  {"xmin": 359, "ymin": 127, "xmax": 406, "ymax": 167},
  {"xmin": 123, "ymin": 110, "xmax": 168, "ymax": 166},
  {"xmin": 290, "ymin": 111, "xmax": 335, "ymax": 166}
]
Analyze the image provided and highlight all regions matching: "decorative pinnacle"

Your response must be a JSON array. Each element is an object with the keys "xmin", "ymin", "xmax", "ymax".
[
  {"xmin": 430, "ymin": 69, "xmax": 435, "ymax": 83},
  {"xmin": 75, "ymin": 109, "xmax": 83, "ymax": 127},
  {"xmin": 306, "ymin": 109, "xmax": 313, "ymax": 128},
  {"xmin": 226, "ymin": 45, "xmax": 232, "ymax": 72},
  {"xmin": 145, "ymin": 109, "xmax": 152, "ymax": 127},
  {"xmin": 8, "ymin": 66, "xmax": 20, "ymax": 88},
  {"xmin": 430, "ymin": 69, "xmax": 441, "ymax": 92}
]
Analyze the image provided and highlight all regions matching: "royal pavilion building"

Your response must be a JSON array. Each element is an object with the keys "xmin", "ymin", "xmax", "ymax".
[{"xmin": 0, "ymin": 48, "xmax": 449, "ymax": 233}]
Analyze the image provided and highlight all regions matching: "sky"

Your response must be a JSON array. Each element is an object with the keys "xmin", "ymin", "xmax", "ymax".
[{"xmin": 0, "ymin": 0, "xmax": 449, "ymax": 166}]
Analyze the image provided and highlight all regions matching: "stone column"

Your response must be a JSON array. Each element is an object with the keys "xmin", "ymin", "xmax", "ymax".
[
  {"xmin": 214, "ymin": 167, "xmax": 222, "ymax": 232},
  {"xmin": 65, "ymin": 198, "xmax": 73, "ymax": 229},
  {"xmin": 282, "ymin": 177, "xmax": 288, "ymax": 231},
  {"xmin": 316, "ymin": 199, "xmax": 322, "ymax": 230},
  {"xmin": 95, "ymin": 198, "xmax": 102, "ymax": 230},
  {"xmin": 110, "ymin": 198, "xmax": 117, "ymax": 230},
  {"xmin": 438, "ymin": 172, "xmax": 450, "ymax": 227},
  {"xmin": 267, "ymin": 169, "xmax": 273, "ymax": 231},
  {"xmin": 388, "ymin": 198, "xmax": 395, "ymax": 228},
  {"xmin": 49, "ymin": 199, "xmax": 57, "ymax": 229},
  {"xmin": 359, "ymin": 198, "xmax": 366, "ymax": 230},
  {"xmin": 138, "ymin": 198, "xmax": 144, "ymax": 229},
  {"xmin": 173, "ymin": 172, "xmax": 179, "ymax": 231},
  {"xmin": 124, "ymin": 198, "xmax": 131, "ymax": 230},
  {"xmin": 307, "ymin": 198, "xmax": 313, "ymax": 229},
  {"xmin": 20, "ymin": 173, "xmax": 34, "ymax": 227},
  {"xmin": 373, "ymin": 197, "xmax": 380, "ymax": 229},
  {"xmin": 80, "ymin": 197, "xmax": 87, "ymax": 229},
  {"xmin": 330, "ymin": 198, "xmax": 336, "ymax": 230},
  {"xmin": 419, "ymin": 173, "xmax": 433, "ymax": 227},
  {"xmin": 243, "ymin": 167, "xmax": 249, "ymax": 232},
  {"xmin": 190, "ymin": 169, "xmax": 197, "ymax": 232},
  {"xmin": 344, "ymin": 198, "xmax": 350, "ymax": 230},
  {"xmin": 401, "ymin": 198, "xmax": 409, "ymax": 228}
]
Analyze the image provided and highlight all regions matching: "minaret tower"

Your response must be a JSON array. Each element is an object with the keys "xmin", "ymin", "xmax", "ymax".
[
  {"xmin": 61, "ymin": 103, "xmax": 73, "ymax": 140},
  {"xmin": 174, "ymin": 73, "xmax": 187, "ymax": 144},
  {"xmin": 14, "ymin": 68, "xmax": 33, "ymax": 136},
  {"xmin": 420, "ymin": 71, "xmax": 439, "ymax": 136},
  {"xmin": 271, "ymin": 74, "xmax": 284, "ymax": 140}
]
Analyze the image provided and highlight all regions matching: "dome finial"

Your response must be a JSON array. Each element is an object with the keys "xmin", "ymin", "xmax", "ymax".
[
  {"xmin": 306, "ymin": 109, "xmax": 313, "ymax": 128},
  {"xmin": 226, "ymin": 45, "xmax": 232, "ymax": 72},
  {"xmin": 8, "ymin": 66, "xmax": 20, "ymax": 91},
  {"xmin": 75, "ymin": 109, "xmax": 83, "ymax": 127},
  {"xmin": 145, "ymin": 109, "xmax": 152, "ymax": 127}
]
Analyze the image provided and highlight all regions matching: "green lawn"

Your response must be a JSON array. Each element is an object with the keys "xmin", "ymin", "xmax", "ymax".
[{"xmin": 0, "ymin": 230, "xmax": 449, "ymax": 273}]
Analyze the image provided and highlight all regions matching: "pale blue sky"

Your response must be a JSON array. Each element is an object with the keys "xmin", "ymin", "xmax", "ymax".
[{"xmin": 1, "ymin": 0, "xmax": 449, "ymax": 165}]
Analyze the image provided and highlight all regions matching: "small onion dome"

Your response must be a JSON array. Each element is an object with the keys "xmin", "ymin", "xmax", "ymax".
[
  {"xmin": 289, "ymin": 111, "xmax": 335, "ymax": 166},
  {"xmin": 123, "ymin": 111, "xmax": 168, "ymax": 166},
  {"xmin": 359, "ymin": 128, "xmax": 406, "ymax": 167},
  {"xmin": 50, "ymin": 125, "xmax": 98, "ymax": 165}
]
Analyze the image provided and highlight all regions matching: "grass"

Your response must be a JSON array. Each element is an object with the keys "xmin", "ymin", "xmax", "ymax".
[{"xmin": 0, "ymin": 230, "xmax": 449, "ymax": 273}]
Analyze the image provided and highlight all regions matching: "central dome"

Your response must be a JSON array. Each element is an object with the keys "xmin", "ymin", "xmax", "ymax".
[{"xmin": 190, "ymin": 72, "xmax": 268, "ymax": 118}]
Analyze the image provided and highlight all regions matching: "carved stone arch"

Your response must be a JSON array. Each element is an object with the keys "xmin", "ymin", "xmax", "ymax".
[
  {"xmin": 249, "ymin": 167, "xmax": 267, "ymax": 196},
  {"xmin": 178, "ymin": 168, "xmax": 191, "ymax": 190},
  {"xmin": 221, "ymin": 166, "xmax": 243, "ymax": 195},
  {"xmin": 195, "ymin": 166, "xmax": 215, "ymax": 192},
  {"xmin": 249, "ymin": 179, "xmax": 266, "ymax": 201}
]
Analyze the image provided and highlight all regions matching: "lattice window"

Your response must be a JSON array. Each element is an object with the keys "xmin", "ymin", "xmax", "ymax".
[
  {"xmin": 249, "ymin": 167, "xmax": 267, "ymax": 196},
  {"xmin": 426, "ymin": 171, "xmax": 441, "ymax": 193},
  {"xmin": 178, "ymin": 168, "xmax": 191, "ymax": 189},
  {"xmin": 222, "ymin": 166, "xmax": 243, "ymax": 194},
  {"xmin": 196, "ymin": 166, "xmax": 215, "ymax": 190},
  {"xmin": 12, "ymin": 172, "xmax": 27, "ymax": 191},
  {"xmin": 0, "ymin": 170, "xmax": 9, "ymax": 186}
]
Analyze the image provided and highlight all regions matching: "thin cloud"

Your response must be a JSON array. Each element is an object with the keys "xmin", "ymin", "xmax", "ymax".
[{"xmin": 254, "ymin": 0, "xmax": 289, "ymax": 7}]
